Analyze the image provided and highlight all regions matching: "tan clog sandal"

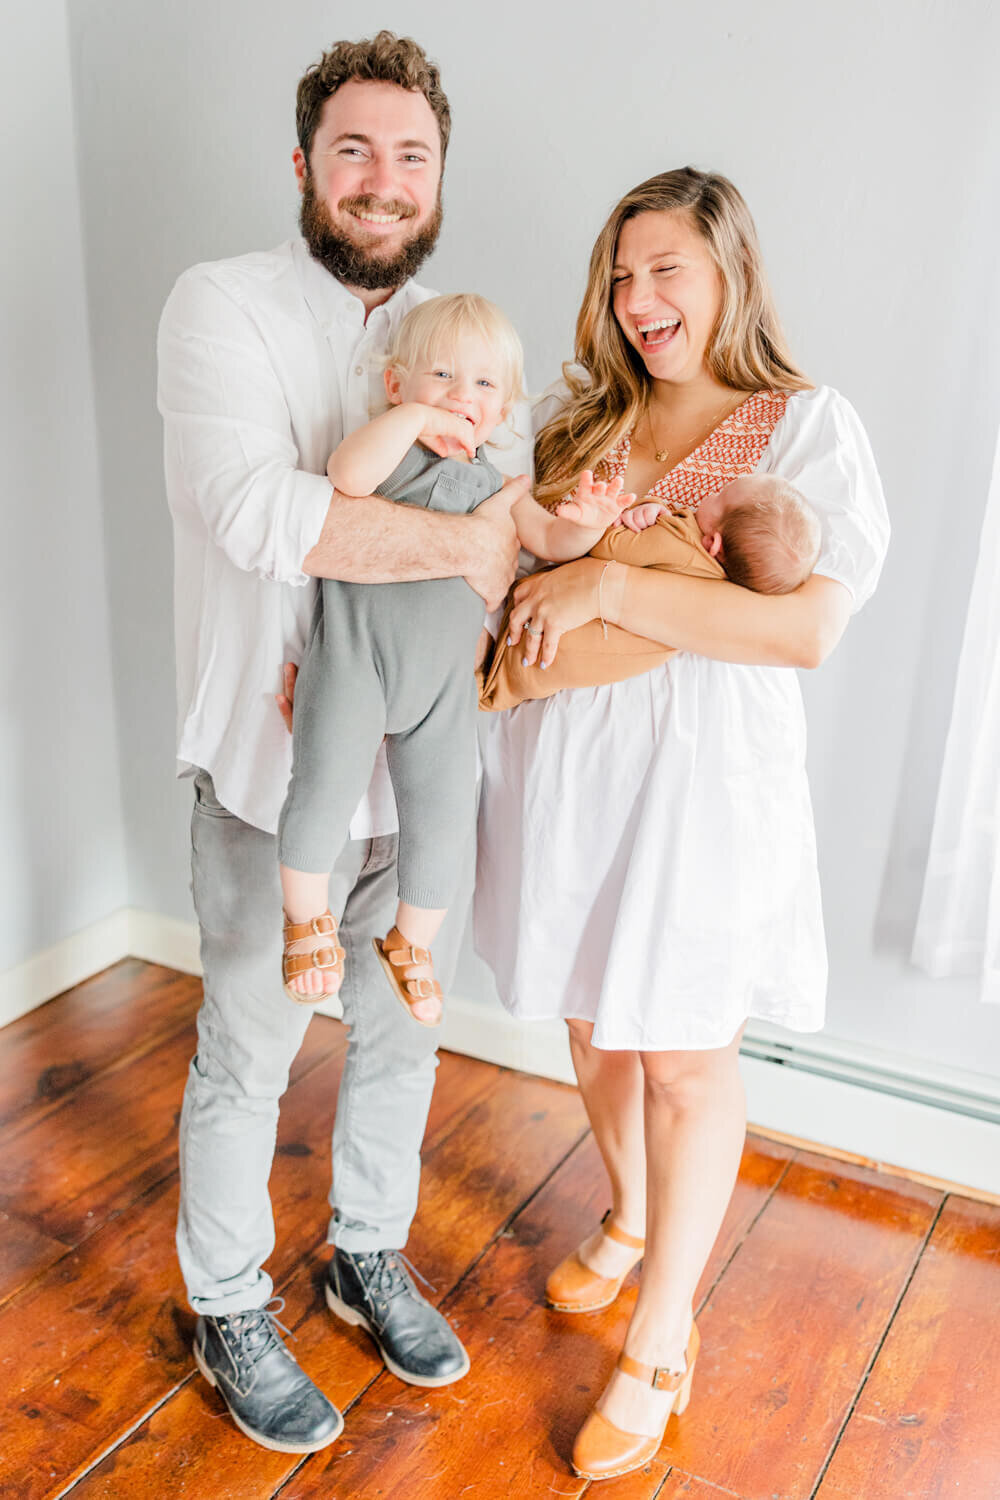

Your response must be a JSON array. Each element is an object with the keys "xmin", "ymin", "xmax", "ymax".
[
  {"xmin": 282, "ymin": 911, "xmax": 345, "ymax": 1004},
  {"xmin": 372, "ymin": 926, "xmax": 443, "ymax": 1028},
  {"xmin": 545, "ymin": 1209, "xmax": 645, "ymax": 1312},
  {"xmin": 572, "ymin": 1323, "xmax": 700, "ymax": 1481}
]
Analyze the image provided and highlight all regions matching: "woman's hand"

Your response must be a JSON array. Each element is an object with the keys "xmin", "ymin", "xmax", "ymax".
[
  {"xmin": 506, "ymin": 556, "xmax": 610, "ymax": 669},
  {"xmin": 554, "ymin": 471, "xmax": 634, "ymax": 532}
]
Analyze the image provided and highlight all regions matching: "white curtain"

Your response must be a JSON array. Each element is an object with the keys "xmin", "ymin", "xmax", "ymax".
[{"xmin": 912, "ymin": 424, "xmax": 1000, "ymax": 1004}]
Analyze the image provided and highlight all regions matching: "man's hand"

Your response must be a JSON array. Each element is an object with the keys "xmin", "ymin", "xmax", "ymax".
[
  {"xmin": 554, "ymin": 471, "xmax": 635, "ymax": 531},
  {"xmin": 275, "ymin": 661, "xmax": 297, "ymax": 734},
  {"xmin": 464, "ymin": 474, "xmax": 530, "ymax": 609},
  {"xmin": 621, "ymin": 501, "xmax": 666, "ymax": 532},
  {"xmin": 474, "ymin": 626, "xmax": 494, "ymax": 671},
  {"xmin": 412, "ymin": 403, "xmax": 477, "ymax": 460}
]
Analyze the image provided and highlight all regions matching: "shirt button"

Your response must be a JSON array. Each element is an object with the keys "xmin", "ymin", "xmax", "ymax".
[{"xmin": 355, "ymin": 366, "xmax": 364, "ymax": 376}]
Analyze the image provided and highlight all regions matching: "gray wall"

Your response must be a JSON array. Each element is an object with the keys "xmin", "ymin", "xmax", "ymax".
[
  {"xmin": 58, "ymin": 0, "xmax": 1000, "ymax": 1071},
  {"xmin": 1, "ymin": 0, "xmax": 126, "ymax": 971}
]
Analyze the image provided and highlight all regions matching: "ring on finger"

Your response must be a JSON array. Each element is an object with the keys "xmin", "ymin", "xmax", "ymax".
[{"xmin": 525, "ymin": 623, "xmax": 543, "ymax": 636}]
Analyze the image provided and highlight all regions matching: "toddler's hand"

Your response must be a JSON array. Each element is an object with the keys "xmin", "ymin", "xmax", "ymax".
[
  {"xmin": 554, "ymin": 471, "xmax": 636, "ymax": 531},
  {"xmin": 620, "ymin": 501, "xmax": 666, "ymax": 532},
  {"xmin": 414, "ymin": 403, "xmax": 477, "ymax": 460}
]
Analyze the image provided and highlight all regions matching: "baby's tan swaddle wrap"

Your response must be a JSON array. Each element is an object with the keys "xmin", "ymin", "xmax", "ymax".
[{"xmin": 479, "ymin": 509, "xmax": 724, "ymax": 712}]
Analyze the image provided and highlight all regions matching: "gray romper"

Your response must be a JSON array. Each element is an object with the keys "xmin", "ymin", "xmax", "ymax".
[{"xmin": 278, "ymin": 441, "xmax": 503, "ymax": 909}]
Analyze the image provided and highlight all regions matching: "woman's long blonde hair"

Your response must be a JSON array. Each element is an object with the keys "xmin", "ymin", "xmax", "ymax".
[{"xmin": 535, "ymin": 168, "xmax": 812, "ymax": 505}]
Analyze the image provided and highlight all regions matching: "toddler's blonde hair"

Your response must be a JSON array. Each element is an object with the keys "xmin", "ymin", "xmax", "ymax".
[
  {"xmin": 387, "ymin": 293, "xmax": 526, "ymax": 410},
  {"xmin": 720, "ymin": 477, "xmax": 821, "ymax": 595}
]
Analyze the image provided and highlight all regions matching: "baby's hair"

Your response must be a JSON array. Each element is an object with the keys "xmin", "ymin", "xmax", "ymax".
[
  {"xmin": 386, "ymin": 293, "xmax": 526, "ymax": 409},
  {"xmin": 719, "ymin": 477, "xmax": 821, "ymax": 595}
]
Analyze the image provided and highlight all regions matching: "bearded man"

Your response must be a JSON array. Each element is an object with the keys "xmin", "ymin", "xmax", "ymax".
[{"xmin": 157, "ymin": 32, "xmax": 527, "ymax": 1452}]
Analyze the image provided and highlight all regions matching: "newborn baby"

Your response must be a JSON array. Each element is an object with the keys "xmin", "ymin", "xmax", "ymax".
[{"xmin": 479, "ymin": 473, "xmax": 821, "ymax": 711}]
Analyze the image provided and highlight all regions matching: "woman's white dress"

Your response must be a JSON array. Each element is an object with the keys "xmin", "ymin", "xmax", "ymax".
[{"xmin": 474, "ymin": 386, "xmax": 889, "ymax": 1051}]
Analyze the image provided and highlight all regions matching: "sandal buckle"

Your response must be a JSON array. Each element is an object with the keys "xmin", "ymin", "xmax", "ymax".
[{"xmin": 312, "ymin": 914, "xmax": 336, "ymax": 936}]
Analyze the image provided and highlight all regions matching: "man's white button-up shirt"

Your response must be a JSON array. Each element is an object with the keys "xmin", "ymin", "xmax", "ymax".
[{"xmin": 157, "ymin": 237, "xmax": 444, "ymax": 836}]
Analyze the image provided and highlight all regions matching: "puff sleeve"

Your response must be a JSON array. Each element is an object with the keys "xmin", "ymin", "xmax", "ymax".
[{"xmin": 758, "ymin": 385, "xmax": 889, "ymax": 611}]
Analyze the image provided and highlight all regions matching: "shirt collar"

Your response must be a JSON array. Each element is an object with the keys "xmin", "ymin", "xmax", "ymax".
[{"xmin": 291, "ymin": 237, "xmax": 422, "ymax": 336}]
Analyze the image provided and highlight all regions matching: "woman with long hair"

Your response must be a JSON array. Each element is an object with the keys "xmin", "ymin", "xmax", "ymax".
[{"xmin": 476, "ymin": 167, "xmax": 888, "ymax": 1481}]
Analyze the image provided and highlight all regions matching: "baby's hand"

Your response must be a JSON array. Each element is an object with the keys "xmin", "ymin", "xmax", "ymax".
[
  {"xmin": 620, "ymin": 501, "xmax": 666, "ymax": 532},
  {"xmin": 414, "ymin": 403, "xmax": 477, "ymax": 460},
  {"xmin": 554, "ymin": 471, "xmax": 636, "ymax": 532}
]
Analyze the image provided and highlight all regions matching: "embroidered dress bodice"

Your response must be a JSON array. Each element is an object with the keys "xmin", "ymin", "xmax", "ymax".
[{"xmin": 600, "ymin": 390, "xmax": 790, "ymax": 511}]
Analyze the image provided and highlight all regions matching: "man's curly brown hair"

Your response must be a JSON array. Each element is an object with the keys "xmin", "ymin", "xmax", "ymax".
[{"xmin": 296, "ymin": 31, "xmax": 451, "ymax": 165}]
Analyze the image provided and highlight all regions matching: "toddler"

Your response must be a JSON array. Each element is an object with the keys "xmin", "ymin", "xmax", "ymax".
[
  {"xmin": 278, "ymin": 294, "xmax": 630, "ymax": 1021},
  {"xmin": 480, "ymin": 472, "xmax": 822, "ymax": 710}
]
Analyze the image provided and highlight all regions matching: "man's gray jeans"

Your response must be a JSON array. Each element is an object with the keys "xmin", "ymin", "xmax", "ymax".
[{"xmin": 177, "ymin": 769, "xmax": 470, "ymax": 1318}]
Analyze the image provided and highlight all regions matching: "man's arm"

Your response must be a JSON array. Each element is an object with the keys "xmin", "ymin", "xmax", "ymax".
[{"xmin": 303, "ymin": 477, "xmax": 528, "ymax": 609}]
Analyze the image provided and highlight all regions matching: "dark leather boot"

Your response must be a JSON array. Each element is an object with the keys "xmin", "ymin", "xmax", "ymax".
[{"xmin": 326, "ymin": 1247, "xmax": 470, "ymax": 1387}]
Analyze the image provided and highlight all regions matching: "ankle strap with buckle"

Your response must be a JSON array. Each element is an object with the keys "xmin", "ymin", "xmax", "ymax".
[
  {"xmin": 618, "ymin": 1324, "xmax": 700, "ymax": 1390},
  {"xmin": 600, "ymin": 1208, "xmax": 645, "ymax": 1251}
]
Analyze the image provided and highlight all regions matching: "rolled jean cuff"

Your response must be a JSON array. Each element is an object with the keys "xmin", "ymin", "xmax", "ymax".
[
  {"xmin": 188, "ymin": 1271, "xmax": 275, "ymax": 1320},
  {"xmin": 326, "ymin": 1213, "xmax": 413, "ymax": 1253}
]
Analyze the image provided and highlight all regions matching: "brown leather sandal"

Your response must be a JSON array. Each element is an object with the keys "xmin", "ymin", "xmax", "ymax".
[
  {"xmin": 372, "ymin": 926, "xmax": 443, "ymax": 1028},
  {"xmin": 572, "ymin": 1323, "xmax": 700, "ymax": 1481},
  {"xmin": 545, "ymin": 1209, "xmax": 645, "ymax": 1312},
  {"xmin": 282, "ymin": 911, "xmax": 345, "ymax": 1004}
]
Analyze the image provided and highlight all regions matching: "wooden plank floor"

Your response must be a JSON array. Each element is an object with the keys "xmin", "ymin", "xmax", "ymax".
[{"xmin": 1, "ymin": 961, "xmax": 998, "ymax": 1499}]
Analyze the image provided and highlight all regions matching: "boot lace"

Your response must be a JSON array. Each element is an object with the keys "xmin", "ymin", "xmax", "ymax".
[
  {"xmin": 354, "ymin": 1249, "xmax": 436, "ymax": 1313},
  {"xmin": 216, "ymin": 1297, "xmax": 295, "ymax": 1385}
]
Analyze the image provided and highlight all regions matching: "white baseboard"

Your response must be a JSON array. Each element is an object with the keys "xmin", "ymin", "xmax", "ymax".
[
  {"xmin": 126, "ymin": 908, "xmax": 202, "ymax": 976},
  {"xmin": 5, "ymin": 909, "xmax": 999, "ymax": 1195},
  {"xmin": 0, "ymin": 909, "xmax": 131, "ymax": 1029}
]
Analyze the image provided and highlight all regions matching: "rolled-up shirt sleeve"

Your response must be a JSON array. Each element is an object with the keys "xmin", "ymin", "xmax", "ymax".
[{"xmin": 157, "ymin": 267, "xmax": 332, "ymax": 585}]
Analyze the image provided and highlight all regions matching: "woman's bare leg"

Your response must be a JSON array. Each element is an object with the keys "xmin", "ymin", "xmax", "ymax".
[
  {"xmin": 565, "ymin": 1019, "xmax": 646, "ymax": 1276},
  {"xmin": 597, "ymin": 1026, "xmax": 747, "ymax": 1436}
]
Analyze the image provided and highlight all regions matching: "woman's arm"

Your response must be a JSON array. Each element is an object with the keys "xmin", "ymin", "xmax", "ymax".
[
  {"xmin": 612, "ymin": 565, "xmax": 852, "ymax": 668},
  {"xmin": 506, "ymin": 557, "xmax": 852, "ymax": 670}
]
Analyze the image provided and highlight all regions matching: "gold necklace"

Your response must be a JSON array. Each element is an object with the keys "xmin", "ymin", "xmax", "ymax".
[{"xmin": 645, "ymin": 393, "xmax": 744, "ymax": 465}]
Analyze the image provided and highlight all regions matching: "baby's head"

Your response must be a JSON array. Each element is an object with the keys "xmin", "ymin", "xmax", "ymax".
[
  {"xmin": 384, "ymin": 293, "xmax": 525, "ymax": 449},
  {"xmin": 698, "ymin": 474, "xmax": 821, "ymax": 595}
]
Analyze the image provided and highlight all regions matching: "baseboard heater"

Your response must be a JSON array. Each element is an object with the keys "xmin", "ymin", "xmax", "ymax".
[{"xmin": 740, "ymin": 1028, "xmax": 1000, "ymax": 1127}]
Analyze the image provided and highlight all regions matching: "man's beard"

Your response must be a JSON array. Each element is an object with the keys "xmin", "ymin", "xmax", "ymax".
[{"xmin": 299, "ymin": 175, "xmax": 443, "ymax": 291}]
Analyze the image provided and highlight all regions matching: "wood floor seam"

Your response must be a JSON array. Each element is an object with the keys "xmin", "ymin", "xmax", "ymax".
[
  {"xmin": 55, "ymin": 1371, "xmax": 196, "ymax": 1500},
  {"xmin": 694, "ymin": 1148, "xmax": 795, "ymax": 1318},
  {"xmin": 806, "ymin": 1193, "xmax": 947, "ymax": 1500},
  {"xmin": 438, "ymin": 1123, "xmax": 593, "ymax": 1314}
]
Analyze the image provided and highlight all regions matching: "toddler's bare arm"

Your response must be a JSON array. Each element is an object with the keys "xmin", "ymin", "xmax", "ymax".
[
  {"xmin": 511, "ymin": 471, "xmax": 635, "ymax": 562},
  {"xmin": 327, "ymin": 404, "xmax": 474, "ymax": 496}
]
